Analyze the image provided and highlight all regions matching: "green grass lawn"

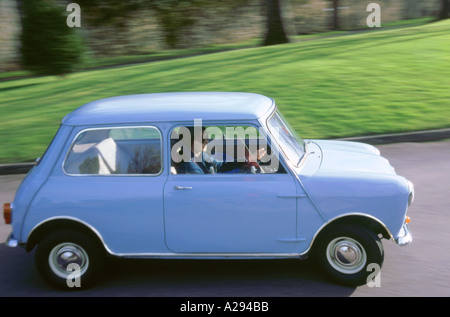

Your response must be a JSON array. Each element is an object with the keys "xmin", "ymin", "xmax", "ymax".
[{"xmin": 1, "ymin": 19, "xmax": 449, "ymax": 163}]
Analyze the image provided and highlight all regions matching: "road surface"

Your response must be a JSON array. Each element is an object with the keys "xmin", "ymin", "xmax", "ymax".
[{"xmin": 1, "ymin": 140, "xmax": 449, "ymax": 297}]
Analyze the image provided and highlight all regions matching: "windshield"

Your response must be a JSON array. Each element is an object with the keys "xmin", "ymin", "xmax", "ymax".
[{"xmin": 267, "ymin": 110, "xmax": 305, "ymax": 166}]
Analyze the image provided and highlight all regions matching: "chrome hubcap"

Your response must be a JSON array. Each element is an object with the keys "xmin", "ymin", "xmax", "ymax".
[
  {"xmin": 326, "ymin": 237, "xmax": 367, "ymax": 274},
  {"xmin": 49, "ymin": 243, "xmax": 89, "ymax": 279}
]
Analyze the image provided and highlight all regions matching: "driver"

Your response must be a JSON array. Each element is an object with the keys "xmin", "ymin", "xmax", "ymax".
[{"xmin": 173, "ymin": 126, "xmax": 244, "ymax": 174}]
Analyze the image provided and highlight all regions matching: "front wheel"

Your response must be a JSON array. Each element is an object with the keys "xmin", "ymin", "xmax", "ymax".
[
  {"xmin": 35, "ymin": 230, "xmax": 105, "ymax": 289},
  {"xmin": 313, "ymin": 224, "xmax": 384, "ymax": 287}
]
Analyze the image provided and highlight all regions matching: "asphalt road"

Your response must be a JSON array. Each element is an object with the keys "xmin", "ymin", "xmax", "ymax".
[{"xmin": 1, "ymin": 140, "xmax": 449, "ymax": 297}]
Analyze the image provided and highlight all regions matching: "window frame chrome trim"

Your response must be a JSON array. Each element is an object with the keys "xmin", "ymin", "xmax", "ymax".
[
  {"xmin": 167, "ymin": 121, "xmax": 291, "ymax": 176},
  {"xmin": 62, "ymin": 125, "xmax": 164, "ymax": 177}
]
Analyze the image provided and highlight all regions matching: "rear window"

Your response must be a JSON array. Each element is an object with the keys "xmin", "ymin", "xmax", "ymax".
[{"xmin": 64, "ymin": 127, "xmax": 162, "ymax": 175}]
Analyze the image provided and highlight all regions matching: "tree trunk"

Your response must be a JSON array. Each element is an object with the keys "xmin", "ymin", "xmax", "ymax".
[
  {"xmin": 332, "ymin": 0, "xmax": 339, "ymax": 30},
  {"xmin": 262, "ymin": 0, "xmax": 289, "ymax": 46},
  {"xmin": 439, "ymin": 0, "xmax": 449, "ymax": 20}
]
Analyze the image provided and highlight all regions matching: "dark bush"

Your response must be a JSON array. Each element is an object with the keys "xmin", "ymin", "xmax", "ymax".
[{"xmin": 20, "ymin": 0, "xmax": 84, "ymax": 76}]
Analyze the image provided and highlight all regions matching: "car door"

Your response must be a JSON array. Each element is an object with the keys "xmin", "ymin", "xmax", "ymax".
[{"xmin": 163, "ymin": 124, "xmax": 299, "ymax": 254}]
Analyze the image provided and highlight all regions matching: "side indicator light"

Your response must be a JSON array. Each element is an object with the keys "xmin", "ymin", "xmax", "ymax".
[{"xmin": 405, "ymin": 216, "xmax": 411, "ymax": 224}]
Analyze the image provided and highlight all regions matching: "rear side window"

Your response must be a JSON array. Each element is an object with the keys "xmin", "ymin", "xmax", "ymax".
[{"xmin": 64, "ymin": 127, "xmax": 162, "ymax": 175}]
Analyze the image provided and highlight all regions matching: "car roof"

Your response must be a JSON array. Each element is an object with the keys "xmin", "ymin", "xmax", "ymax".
[{"xmin": 62, "ymin": 92, "xmax": 275, "ymax": 126}]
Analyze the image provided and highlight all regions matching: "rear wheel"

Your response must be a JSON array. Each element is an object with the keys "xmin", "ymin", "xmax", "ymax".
[
  {"xmin": 313, "ymin": 224, "xmax": 384, "ymax": 287},
  {"xmin": 35, "ymin": 230, "xmax": 105, "ymax": 289}
]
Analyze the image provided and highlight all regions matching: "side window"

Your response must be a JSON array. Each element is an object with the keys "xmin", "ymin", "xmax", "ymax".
[
  {"xmin": 170, "ymin": 124, "xmax": 285, "ymax": 175},
  {"xmin": 64, "ymin": 127, "xmax": 162, "ymax": 175}
]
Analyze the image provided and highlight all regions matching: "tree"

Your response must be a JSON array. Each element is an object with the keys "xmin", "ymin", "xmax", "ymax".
[
  {"xmin": 332, "ymin": 0, "xmax": 339, "ymax": 30},
  {"xmin": 20, "ymin": 0, "xmax": 84, "ymax": 76},
  {"xmin": 150, "ymin": 0, "xmax": 200, "ymax": 49},
  {"xmin": 75, "ymin": 0, "xmax": 203, "ymax": 49},
  {"xmin": 439, "ymin": 0, "xmax": 449, "ymax": 20},
  {"xmin": 262, "ymin": 0, "xmax": 289, "ymax": 46}
]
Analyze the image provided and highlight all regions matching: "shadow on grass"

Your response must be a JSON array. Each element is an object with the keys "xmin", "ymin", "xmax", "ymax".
[{"xmin": 0, "ymin": 83, "xmax": 40, "ymax": 92}]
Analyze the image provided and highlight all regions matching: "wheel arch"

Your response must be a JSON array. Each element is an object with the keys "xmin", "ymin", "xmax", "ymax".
[
  {"xmin": 310, "ymin": 213, "xmax": 391, "ymax": 252},
  {"xmin": 25, "ymin": 217, "xmax": 109, "ymax": 255}
]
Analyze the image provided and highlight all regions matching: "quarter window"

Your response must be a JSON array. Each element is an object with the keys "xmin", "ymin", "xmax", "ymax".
[{"xmin": 64, "ymin": 127, "xmax": 162, "ymax": 175}]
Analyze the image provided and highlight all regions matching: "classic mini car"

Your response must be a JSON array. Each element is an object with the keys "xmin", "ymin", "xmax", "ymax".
[{"xmin": 3, "ymin": 92, "xmax": 413, "ymax": 288}]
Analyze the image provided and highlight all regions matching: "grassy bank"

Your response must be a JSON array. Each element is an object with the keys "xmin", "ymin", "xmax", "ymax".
[{"xmin": 0, "ymin": 19, "xmax": 449, "ymax": 163}]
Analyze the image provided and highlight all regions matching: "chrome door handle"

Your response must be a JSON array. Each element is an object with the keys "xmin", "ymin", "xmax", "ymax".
[{"xmin": 175, "ymin": 185, "xmax": 193, "ymax": 190}]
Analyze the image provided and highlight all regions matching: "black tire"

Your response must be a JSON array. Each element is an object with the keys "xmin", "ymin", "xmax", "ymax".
[
  {"xmin": 35, "ymin": 229, "xmax": 105, "ymax": 289},
  {"xmin": 313, "ymin": 224, "xmax": 384, "ymax": 287}
]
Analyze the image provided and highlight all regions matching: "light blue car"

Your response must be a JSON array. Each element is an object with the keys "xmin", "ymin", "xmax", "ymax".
[{"xmin": 4, "ymin": 92, "xmax": 413, "ymax": 288}]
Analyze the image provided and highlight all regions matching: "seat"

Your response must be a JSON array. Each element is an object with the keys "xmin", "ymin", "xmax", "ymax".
[{"xmin": 94, "ymin": 138, "xmax": 132, "ymax": 174}]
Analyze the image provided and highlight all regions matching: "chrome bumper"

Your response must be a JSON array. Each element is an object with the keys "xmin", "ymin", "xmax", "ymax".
[
  {"xmin": 5, "ymin": 233, "xmax": 18, "ymax": 248},
  {"xmin": 394, "ymin": 224, "xmax": 412, "ymax": 246}
]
